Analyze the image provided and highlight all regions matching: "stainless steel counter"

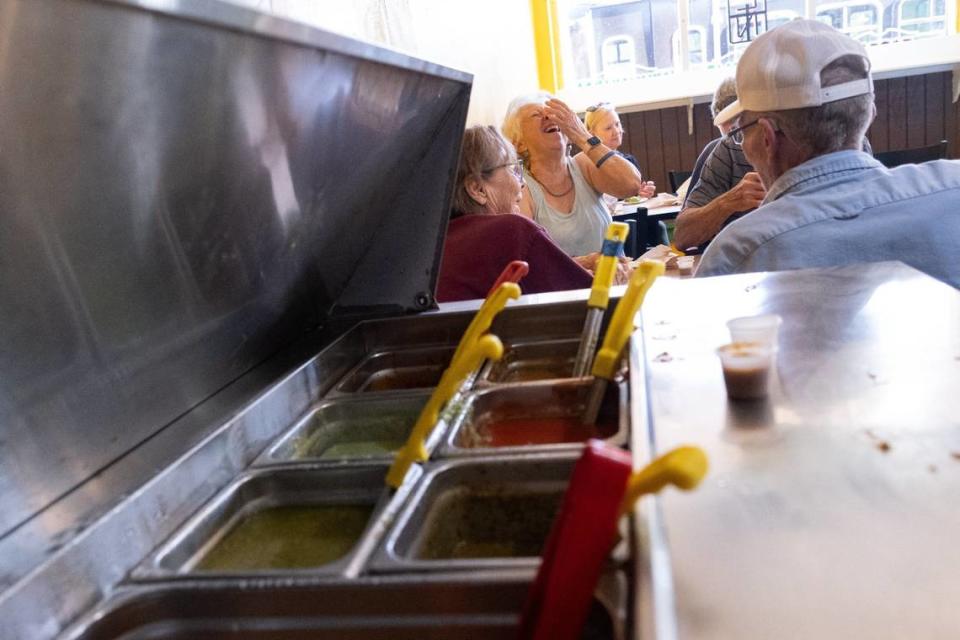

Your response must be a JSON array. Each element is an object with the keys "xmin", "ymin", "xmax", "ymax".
[{"xmin": 634, "ymin": 261, "xmax": 960, "ymax": 639}]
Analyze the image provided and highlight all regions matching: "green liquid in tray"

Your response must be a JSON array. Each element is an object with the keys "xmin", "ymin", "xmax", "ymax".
[
  {"xmin": 293, "ymin": 412, "xmax": 418, "ymax": 460},
  {"xmin": 418, "ymin": 489, "xmax": 562, "ymax": 559},
  {"xmin": 196, "ymin": 504, "xmax": 373, "ymax": 571}
]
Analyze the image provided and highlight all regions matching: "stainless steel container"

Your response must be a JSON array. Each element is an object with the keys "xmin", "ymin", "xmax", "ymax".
[
  {"xmin": 331, "ymin": 345, "xmax": 458, "ymax": 395},
  {"xmin": 253, "ymin": 392, "xmax": 436, "ymax": 466},
  {"xmin": 133, "ymin": 464, "xmax": 420, "ymax": 580},
  {"xmin": 442, "ymin": 379, "xmax": 628, "ymax": 456},
  {"xmin": 371, "ymin": 454, "xmax": 578, "ymax": 573},
  {"xmin": 478, "ymin": 338, "xmax": 581, "ymax": 384},
  {"xmin": 59, "ymin": 571, "xmax": 628, "ymax": 640}
]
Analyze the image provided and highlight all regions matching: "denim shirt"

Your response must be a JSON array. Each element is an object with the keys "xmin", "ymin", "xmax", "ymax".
[{"xmin": 696, "ymin": 150, "xmax": 960, "ymax": 289}]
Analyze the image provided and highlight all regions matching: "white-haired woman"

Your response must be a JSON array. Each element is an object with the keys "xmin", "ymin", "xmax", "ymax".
[{"xmin": 502, "ymin": 93, "xmax": 645, "ymax": 271}]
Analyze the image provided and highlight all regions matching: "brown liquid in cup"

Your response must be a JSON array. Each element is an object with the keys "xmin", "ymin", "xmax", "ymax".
[{"xmin": 722, "ymin": 365, "xmax": 770, "ymax": 400}]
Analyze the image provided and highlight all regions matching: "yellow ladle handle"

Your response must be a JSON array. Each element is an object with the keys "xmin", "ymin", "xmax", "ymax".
[
  {"xmin": 591, "ymin": 260, "xmax": 665, "ymax": 381},
  {"xmin": 386, "ymin": 334, "xmax": 504, "ymax": 488},
  {"xmin": 587, "ymin": 222, "xmax": 630, "ymax": 310},
  {"xmin": 451, "ymin": 282, "xmax": 520, "ymax": 364},
  {"xmin": 619, "ymin": 446, "xmax": 708, "ymax": 517}
]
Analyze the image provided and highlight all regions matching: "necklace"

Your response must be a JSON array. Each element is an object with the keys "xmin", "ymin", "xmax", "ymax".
[{"xmin": 529, "ymin": 162, "xmax": 575, "ymax": 198}]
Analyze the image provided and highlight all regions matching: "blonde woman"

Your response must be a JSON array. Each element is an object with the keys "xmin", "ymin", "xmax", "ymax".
[
  {"xmin": 582, "ymin": 102, "xmax": 655, "ymax": 198},
  {"xmin": 502, "ymin": 93, "xmax": 644, "ymax": 272}
]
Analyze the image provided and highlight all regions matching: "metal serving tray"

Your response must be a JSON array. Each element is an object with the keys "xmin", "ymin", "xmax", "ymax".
[
  {"xmin": 477, "ymin": 338, "xmax": 581, "ymax": 384},
  {"xmin": 133, "ymin": 464, "xmax": 420, "ymax": 580},
  {"xmin": 371, "ymin": 454, "xmax": 578, "ymax": 573},
  {"xmin": 441, "ymin": 379, "xmax": 628, "ymax": 457},
  {"xmin": 253, "ymin": 392, "xmax": 440, "ymax": 466},
  {"xmin": 59, "ymin": 571, "xmax": 627, "ymax": 640},
  {"xmin": 332, "ymin": 345, "xmax": 457, "ymax": 394}
]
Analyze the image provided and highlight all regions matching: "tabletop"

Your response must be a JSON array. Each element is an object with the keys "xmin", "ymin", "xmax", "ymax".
[{"xmin": 635, "ymin": 261, "xmax": 960, "ymax": 639}]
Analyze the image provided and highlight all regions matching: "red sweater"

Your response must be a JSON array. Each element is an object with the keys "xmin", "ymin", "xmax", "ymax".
[{"xmin": 436, "ymin": 214, "xmax": 593, "ymax": 303}]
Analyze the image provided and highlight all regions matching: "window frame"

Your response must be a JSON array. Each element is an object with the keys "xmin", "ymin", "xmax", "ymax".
[{"xmin": 552, "ymin": 0, "xmax": 960, "ymax": 110}]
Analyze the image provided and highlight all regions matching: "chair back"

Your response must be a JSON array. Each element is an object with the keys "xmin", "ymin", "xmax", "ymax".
[
  {"xmin": 668, "ymin": 170, "xmax": 692, "ymax": 193},
  {"xmin": 874, "ymin": 140, "xmax": 948, "ymax": 168}
]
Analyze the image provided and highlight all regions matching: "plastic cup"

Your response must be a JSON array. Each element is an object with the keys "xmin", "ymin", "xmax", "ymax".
[
  {"xmin": 716, "ymin": 342, "xmax": 773, "ymax": 400},
  {"xmin": 676, "ymin": 256, "xmax": 695, "ymax": 276},
  {"xmin": 726, "ymin": 314, "xmax": 782, "ymax": 349}
]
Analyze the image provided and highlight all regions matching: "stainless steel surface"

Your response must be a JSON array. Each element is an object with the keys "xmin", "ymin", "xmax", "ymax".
[
  {"xmin": 333, "ymin": 346, "xmax": 457, "ymax": 394},
  {"xmin": 60, "ymin": 575, "xmax": 531, "ymax": 640},
  {"xmin": 0, "ymin": 297, "xmax": 606, "ymax": 638},
  {"xmin": 581, "ymin": 377, "xmax": 609, "ymax": 426},
  {"xmin": 0, "ymin": 0, "xmax": 469, "ymax": 594},
  {"xmin": 573, "ymin": 310, "xmax": 604, "ymax": 377},
  {"xmin": 133, "ymin": 464, "xmax": 409, "ymax": 580},
  {"xmin": 372, "ymin": 454, "xmax": 577, "ymax": 573},
  {"xmin": 442, "ymin": 380, "xmax": 627, "ymax": 456},
  {"xmin": 627, "ymin": 336, "xmax": 679, "ymax": 640},
  {"xmin": 60, "ymin": 571, "xmax": 625, "ymax": 640},
  {"xmin": 478, "ymin": 338, "xmax": 580, "ymax": 384},
  {"xmin": 254, "ymin": 392, "xmax": 433, "ymax": 466},
  {"xmin": 639, "ymin": 261, "xmax": 960, "ymax": 639}
]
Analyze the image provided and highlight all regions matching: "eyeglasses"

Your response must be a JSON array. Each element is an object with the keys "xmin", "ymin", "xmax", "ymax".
[
  {"xmin": 585, "ymin": 102, "xmax": 611, "ymax": 113},
  {"xmin": 727, "ymin": 119, "xmax": 760, "ymax": 145},
  {"xmin": 728, "ymin": 118, "xmax": 782, "ymax": 145},
  {"xmin": 483, "ymin": 160, "xmax": 524, "ymax": 182}
]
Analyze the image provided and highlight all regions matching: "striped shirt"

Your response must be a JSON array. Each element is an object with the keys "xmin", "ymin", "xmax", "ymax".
[{"xmin": 684, "ymin": 137, "xmax": 755, "ymax": 219}]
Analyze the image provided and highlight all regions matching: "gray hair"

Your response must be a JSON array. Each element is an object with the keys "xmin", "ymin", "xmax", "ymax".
[
  {"xmin": 711, "ymin": 77, "xmax": 738, "ymax": 118},
  {"xmin": 502, "ymin": 91, "xmax": 553, "ymax": 159},
  {"xmin": 452, "ymin": 125, "xmax": 515, "ymax": 216},
  {"xmin": 750, "ymin": 55, "xmax": 873, "ymax": 156}
]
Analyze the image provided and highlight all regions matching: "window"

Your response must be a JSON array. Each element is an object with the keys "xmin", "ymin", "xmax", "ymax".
[
  {"xmin": 560, "ymin": 0, "xmax": 677, "ymax": 86},
  {"xmin": 556, "ymin": 0, "xmax": 957, "ymax": 96},
  {"xmin": 898, "ymin": 0, "xmax": 947, "ymax": 35},
  {"xmin": 672, "ymin": 25, "xmax": 709, "ymax": 67},
  {"xmin": 816, "ymin": 1, "xmax": 883, "ymax": 43},
  {"xmin": 602, "ymin": 35, "xmax": 637, "ymax": 79}
]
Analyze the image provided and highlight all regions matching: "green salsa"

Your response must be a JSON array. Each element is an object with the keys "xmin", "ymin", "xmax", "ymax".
[
  {"xmin": 196, "ymin": 504, "xmax": 373, "ymax": 571},
  {"xmin": 293, "ymin": 412, "xmax": 419, "ymax": 460}
]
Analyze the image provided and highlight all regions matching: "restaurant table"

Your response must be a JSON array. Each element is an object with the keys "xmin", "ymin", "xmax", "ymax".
[
  {"xmin": 613, "ymin": 203, "xmax": 683, "ymax": 257},
  {"xmin": 628, "ymin": 260, "xmax": 960, "ymax": 640}
]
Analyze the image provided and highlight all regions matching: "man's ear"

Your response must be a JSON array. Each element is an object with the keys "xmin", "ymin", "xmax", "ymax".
[
  {"xmin": 464, "ymin": 175, "xmax": 487, "ymax": 206},
  {"xmin": 758, "ymin": 118, "xmax": 781, "ymax": 161}
]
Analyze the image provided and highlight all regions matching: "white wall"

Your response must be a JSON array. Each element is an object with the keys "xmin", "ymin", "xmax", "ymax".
[{"xmin": 224, "ymin": 0, "xmax": 540, "ymax": 127}]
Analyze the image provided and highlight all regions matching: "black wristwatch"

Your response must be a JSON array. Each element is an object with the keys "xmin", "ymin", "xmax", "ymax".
[{"xmin": 585, "ymin": 135, "xmax": 602, "ymax": 148}]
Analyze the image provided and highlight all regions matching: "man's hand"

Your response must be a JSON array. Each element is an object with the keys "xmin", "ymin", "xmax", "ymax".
[{"xmin": 722, "ymin": 172, "xmax": 766, "ymax": 212}]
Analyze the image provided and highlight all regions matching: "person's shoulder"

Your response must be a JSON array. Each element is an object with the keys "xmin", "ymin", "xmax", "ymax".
[
  {"xmin": 696, "ymin": 201, "xmax": 800, "ymax": 276},
  {"xmin": 472, "ymin": 212, "xmax": 544, "ymax": 235}
]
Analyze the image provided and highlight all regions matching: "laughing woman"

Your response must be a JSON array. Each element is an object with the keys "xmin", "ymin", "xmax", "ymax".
[{"xmin": 502, "ymin": 93, "xmax": 645, "ymax": 272}]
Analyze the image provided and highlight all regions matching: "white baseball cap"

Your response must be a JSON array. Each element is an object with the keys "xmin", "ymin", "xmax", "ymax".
[{"xmin": 714, "ymin": 19, "xmax": 873, "ymax": 126}]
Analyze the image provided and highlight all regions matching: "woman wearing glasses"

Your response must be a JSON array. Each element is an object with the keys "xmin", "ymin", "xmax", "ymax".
[
  {"xmin": 502, "ymin": 93, "xmax": 646, "ymax": 272},
  {"xmin": 436, "ymin": 126, "xmax": 592, "ymax": 303}
]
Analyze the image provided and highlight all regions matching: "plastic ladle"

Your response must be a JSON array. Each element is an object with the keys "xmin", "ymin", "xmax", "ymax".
[
  {"xmin": 518, "ymin": 442, "xmax": 708, "ymax": 640},
  {"xmin": 385, "ymin": 333, "xmax": 504, "ymax": 489}
]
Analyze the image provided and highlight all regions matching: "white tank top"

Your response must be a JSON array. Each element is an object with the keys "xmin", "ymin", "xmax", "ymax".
[{"xmin": 525, "ymin": 158, "xmax": 613, "ymax": 257}]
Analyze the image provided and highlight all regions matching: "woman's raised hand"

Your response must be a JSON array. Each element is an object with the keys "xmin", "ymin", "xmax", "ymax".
[{"xmin": 543, "ymin": 98, "xmax": 591, "ymax": 149}]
